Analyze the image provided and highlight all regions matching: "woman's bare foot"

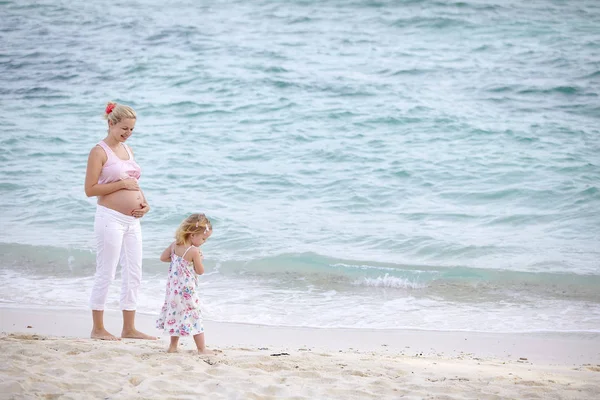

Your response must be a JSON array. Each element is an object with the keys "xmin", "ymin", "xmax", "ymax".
[
  {"xmin": 91, "ymin": 329, "xmax": 120, "ymax": 341},
  {"xmin": 121, "ymin": 329, "xmax": 158, "ymax": 340}
]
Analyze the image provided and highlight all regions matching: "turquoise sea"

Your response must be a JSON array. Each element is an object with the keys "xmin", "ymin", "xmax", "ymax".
[{"xmin": 1, "ymin": 0, "xmax": 599, "ymax": 333}]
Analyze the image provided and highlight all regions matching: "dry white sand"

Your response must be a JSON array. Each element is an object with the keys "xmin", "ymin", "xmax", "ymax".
[{"xmin": 1, "ymin": 305, "xmax": 599, "ymax": 399}]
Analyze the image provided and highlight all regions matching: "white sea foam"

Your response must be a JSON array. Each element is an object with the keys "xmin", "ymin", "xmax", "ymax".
[
  {"xmin": 2, "ymin": 268, "xmax": 599, "ymax": 334},
  {"xmin": 352, "ymin": 273, "xmax": 427, "ymax": 289}
]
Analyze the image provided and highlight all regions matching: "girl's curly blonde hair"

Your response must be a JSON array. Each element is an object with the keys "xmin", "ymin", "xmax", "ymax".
[{"xmin": 175, "ymin": 213, "xmax": 212, "ymax": 245}]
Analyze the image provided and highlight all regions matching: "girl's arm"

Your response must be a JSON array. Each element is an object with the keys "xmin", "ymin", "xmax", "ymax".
[
  {"xmin": 160, "ymin": 242, "xmax": 174, "ymax": 262},
  {"xmin": 84, "ymin": 146, "xmax": 139, "ymax": 197},
  {"xmin": 190, "ymin": 248, "xmax": 205, "ymax": 275}
]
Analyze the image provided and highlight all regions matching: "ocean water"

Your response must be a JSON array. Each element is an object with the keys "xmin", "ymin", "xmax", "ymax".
[{"xmin": 1, "ymin": 0, "xmax": 599, "ymax": 333}]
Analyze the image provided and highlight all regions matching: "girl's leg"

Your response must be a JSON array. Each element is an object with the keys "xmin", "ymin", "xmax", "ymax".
[
  {"xmin": 168, "ymin": 336, "xmax": 179, "ymax": 353},
  {"xmin": 193, "ymin": 332, "xmax": 213, "ymax": 354},
  {"xmin": 120, "ymin": 220, "xmax": 156, "ymax": 340},
  {"xmin": 90, "ymin": 207, "xmax": 126, "ymax": 340}
]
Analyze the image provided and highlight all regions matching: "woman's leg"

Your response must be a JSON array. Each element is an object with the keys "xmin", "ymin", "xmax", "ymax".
[
  {"xmin": 120, "ymin": 219, "xmax": 156, "ymax": 339},
  {"xmin": 91, "ymin": 310, "xmax": 119, "ymax": 340},
  {"xmin": 90, "ymin": 207, "xmax": 126, "ymax": 340},
  {"xmin": 119, "ymin": 219, "xmax": 143, "ymax": 311}
]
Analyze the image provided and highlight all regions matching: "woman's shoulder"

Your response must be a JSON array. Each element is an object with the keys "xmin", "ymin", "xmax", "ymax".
[{"xmin": 88, "ymin": 144, "xmax": 108, "ymax": 161}]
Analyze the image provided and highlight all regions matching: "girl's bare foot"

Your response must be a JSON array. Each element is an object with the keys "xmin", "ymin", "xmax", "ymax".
[
  {"xmin": 198, "ymin": 348, "xmax": 215, "ymax": 355},
  {"xmin": 167, "ymin": 346, "xmax": 178, "ymax": 353},
  {"xmin": 91, "ymin": 329, "xmax": 121, "ymax": 341},
  {"xmin": 121, "ymin": 329, "xmax": 158, "ymax": 340}
]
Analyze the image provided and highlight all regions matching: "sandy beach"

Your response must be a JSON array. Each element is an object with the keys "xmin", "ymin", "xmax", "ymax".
[{"xmin": 1, "ymin": 305, "xmax": 599, "ymax": 399}]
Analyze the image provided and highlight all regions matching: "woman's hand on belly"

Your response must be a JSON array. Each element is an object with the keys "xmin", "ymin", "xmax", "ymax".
[
  {"xmin": 121, "ymin": 178, "xmax": 140, "ymax": 191},
  {"xmin": 131, "ymin": 202, "xmax": 150, "ymax": 219}
]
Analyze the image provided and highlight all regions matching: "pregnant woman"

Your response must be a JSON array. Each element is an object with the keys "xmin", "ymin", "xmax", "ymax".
[{"xmin": 84, "ymin": 102, "xmax": 156, "ymax": 340}]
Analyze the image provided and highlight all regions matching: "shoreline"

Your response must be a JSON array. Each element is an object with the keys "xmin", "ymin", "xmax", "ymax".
[
  {"xmin": 2, "ymin": 304, "xmax": 599, "ymax": 365},
  {"xmin": 2, "ymin": 304, "xmax": 600, "ymax": 399}
]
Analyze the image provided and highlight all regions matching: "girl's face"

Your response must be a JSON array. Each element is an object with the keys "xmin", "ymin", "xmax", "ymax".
[
  {"xmin": 109, "ymin": 118, "xmax": 136, "ymax": 142},
  {"xmin": 191, "ymin": 231, "xmax": 211, "ymax": 247}
]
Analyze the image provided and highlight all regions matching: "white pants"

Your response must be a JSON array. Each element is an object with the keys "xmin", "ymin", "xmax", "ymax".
[{"xmin": 90, "ymin": 205, "xmax": 143, "ymax": 311}]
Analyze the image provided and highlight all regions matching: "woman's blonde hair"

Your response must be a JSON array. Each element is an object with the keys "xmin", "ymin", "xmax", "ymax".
[
  {"xmin": 103, "ymin": 101, "xmax": 136, "ymax": 124},
  {"xmin": 175, "ymin": 213, "xmax": 212, "ymax": 245}
]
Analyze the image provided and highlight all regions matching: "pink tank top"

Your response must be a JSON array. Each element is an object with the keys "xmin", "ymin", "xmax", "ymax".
[{"xmin": 96, "ymin": 141, "xmax": 141, "ymax": 184}]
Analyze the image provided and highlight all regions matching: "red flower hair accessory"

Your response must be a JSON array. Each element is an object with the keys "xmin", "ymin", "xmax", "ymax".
[{"xmin": 105, "ymin": 103, "xmax": 116, "ymax": 114}]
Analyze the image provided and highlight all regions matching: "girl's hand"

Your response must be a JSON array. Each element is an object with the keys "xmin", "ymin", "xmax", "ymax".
[
  {"xmin": 121, "ymin": 178, "xmax": 140, "ymax": 191},
  {"xmin": 132, "ymin": 202, "xmax": 150, "ymax": 218}
]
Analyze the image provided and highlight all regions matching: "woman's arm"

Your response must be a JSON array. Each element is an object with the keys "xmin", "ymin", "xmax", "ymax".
[
  {"xmin": 139, "ymin": 190, "xmax": 150, "ymax": 212},
  {"xmin": 160, "ymin": 242, "xmax": 174, "ymax": 262},
  {"xmin": 84, "ymin": 146, "xmax": 139, "ymax": 197},
  {"xmin": 127, "ymin": 145, "xmax": 150, "ymax": 218}
]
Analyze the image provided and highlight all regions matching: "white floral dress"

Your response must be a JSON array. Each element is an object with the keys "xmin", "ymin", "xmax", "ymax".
[{"xmin": 156, "ymin": 245, "xmax": 204, "ymax": 336}]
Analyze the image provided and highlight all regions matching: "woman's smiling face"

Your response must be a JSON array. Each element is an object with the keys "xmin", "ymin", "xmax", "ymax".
[{"xmin": 109, "ymin": 118, "xmax": 136, "ymax": 142}]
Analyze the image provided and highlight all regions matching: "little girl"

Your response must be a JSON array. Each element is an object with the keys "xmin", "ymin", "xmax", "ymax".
[{"xmin": 156, "ymin": 213, "xmax": 212, "ymax": 354}]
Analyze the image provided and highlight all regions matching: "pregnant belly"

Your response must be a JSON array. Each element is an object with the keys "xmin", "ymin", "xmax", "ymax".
[{"xmin": 98, "ymin": 190, "xmax": 143, "ymax": 216}]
